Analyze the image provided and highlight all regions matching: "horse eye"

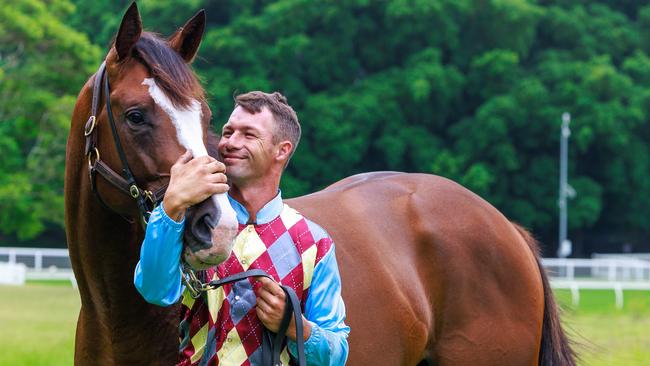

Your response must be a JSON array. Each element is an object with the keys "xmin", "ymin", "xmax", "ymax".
[{"xmin": 126, "ymin": 110, "xmax": 145, "ymax": 124}]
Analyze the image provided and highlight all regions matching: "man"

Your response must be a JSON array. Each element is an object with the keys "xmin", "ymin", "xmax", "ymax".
[{"xmin": 134, "ymin": 91, "xmax": 350, "ymax": 365}]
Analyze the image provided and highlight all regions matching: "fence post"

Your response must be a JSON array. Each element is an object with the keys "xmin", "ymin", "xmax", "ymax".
[
  {"xmin": 614, "ymin": 284, "xmax": 624, "ymax": 310},
  {"xmin": 35, "ymin": 250, "xmax": 42, "ymax": 271},
  {"xmin": 570, "ymin": 283, "xmax": 580, "ymax": 307}
]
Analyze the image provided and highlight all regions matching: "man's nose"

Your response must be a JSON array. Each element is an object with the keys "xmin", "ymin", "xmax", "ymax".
[{"xmin": 222, "ymin": 133, "xmax": 242, "ymax": 150}]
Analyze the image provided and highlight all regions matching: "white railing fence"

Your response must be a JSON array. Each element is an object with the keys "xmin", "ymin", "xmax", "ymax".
[
  {"xmin": 2, "ymin": 248, "xmax": 650, "ymax": 308},
  {"xmin": 0, "ymin": 247, "xmax": 76, "ymax": 287},
  {"xmin": 542, "ymin": 257, "xmax": 650, "ymax": 282},
  {"xmin": 542, "ymin": 257, "xmax": 650, "ymax": 309}
]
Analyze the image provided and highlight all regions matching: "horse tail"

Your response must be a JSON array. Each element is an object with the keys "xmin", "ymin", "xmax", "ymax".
[{"xmin": 512, "ymin": 223, "xmax": 577, "ymax": 366}]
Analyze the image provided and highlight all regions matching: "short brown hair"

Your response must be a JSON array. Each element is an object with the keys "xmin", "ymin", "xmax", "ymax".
[{"xmin": 234, "ymin": 91, "xmax": 301, "ymax": 164}]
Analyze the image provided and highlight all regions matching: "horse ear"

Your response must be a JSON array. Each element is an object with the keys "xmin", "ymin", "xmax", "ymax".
[
  {"xmin": 169, "ymin": 10, "xmax": 206, "ymax": 63},
  {"xmin": 115, "ymin": 2, "xmax": 142, "ymax": 61}
]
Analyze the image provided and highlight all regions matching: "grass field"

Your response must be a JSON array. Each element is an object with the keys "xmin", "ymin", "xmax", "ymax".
[
  {"xmin": 555, "ymin": 289, "xmax": 650, "ymax": 365},
  {"xmin": 0, "ymin": 283, "xmax": 648, "ymax": 365},
  {"xmin": 0, "ymin": 281, "xmax": 79, "ymax": 366}
]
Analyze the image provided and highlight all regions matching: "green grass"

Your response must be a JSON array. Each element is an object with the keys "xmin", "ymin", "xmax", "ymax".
[
  {"xmin": 0, "ymin": 283, "xmax": 648, "ymax": 365},
  {"xmin": 555, "ymin": 289, "xmax": 650, "ymax": 366},
  {"xmin": 0, "ymin": 283, "xmax": 79, "ymax": 366}
]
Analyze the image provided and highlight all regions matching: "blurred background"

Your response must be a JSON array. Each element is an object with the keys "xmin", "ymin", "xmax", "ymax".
[
  {"xmin": 3, "ymin": 0, "xmax": 650, "ymax": 256},
  {"xmin": 0, "ymin": 0, "xmax": 649, "ymax": 365}
]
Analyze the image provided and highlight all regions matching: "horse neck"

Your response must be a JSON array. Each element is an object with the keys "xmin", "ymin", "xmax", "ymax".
[{"xmin": 65, "ymin": 115, "xmax": 178, "ymax": 363}]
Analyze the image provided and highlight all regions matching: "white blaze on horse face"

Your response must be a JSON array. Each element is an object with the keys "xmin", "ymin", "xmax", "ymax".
[
  {"xmin": 142, "ymin": 78, "xmax": 238, "ymax": 257},
  {"xmin": 142, "ymin": 78, "xmax": 207, "ymax": 157}
]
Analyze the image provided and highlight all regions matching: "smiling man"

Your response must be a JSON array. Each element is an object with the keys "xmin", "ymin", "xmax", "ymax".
[{"xmin": 134, "ymin": 91, "xmax": 350, "ymax": 365}]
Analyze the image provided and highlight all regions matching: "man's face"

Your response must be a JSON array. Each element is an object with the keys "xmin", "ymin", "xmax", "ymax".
[{"xmin": 218, "ymin": 105, "xmax": 278, "ymax": 184}]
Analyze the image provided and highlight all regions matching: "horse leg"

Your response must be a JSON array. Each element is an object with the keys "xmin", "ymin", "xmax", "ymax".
[
  {"xmin": 432, "ymin": 316, "xmax": 540, "ymax": 366},
  {"xmin": 421, "ymin": 231, "xmax": 545, "ymax": 366}
]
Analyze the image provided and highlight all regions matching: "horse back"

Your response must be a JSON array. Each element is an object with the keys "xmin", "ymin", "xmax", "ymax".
[{"xmin": 287, "ymin": 172, "xmax": 544, "ymax": 365}]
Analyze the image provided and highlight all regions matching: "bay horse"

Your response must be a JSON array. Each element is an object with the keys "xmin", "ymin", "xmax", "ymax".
[{"xmin": 65, "ymin": 3, "xmax": 575, "ymax": 365}]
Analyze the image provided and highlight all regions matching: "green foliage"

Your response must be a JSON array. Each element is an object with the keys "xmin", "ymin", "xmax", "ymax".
[
  {"xmin": 0, "ymin": 0, "xmax": 100, "ymax": 239},
  {"xmin": 2, "ymin": 0, "xmax": 649, "ymax": 249}
]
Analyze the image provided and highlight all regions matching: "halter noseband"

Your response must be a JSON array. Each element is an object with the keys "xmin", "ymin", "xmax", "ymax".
[{"xmin": 84, "ymin": 61, "xmax": 166, "ymax": 227}]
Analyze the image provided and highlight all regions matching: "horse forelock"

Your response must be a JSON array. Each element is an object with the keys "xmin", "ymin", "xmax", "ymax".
[{"xmin": 130, "ymin": 32, "xmax": 206, "ymax": 110}]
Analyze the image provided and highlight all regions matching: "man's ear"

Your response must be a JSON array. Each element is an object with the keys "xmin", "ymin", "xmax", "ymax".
[
  {"xmin": 276, "ymin": 141, "xmax": 294, "ymax": 163},
  {"xmin": 169, "ymin": 10, "xmax": 206, "ymax": 63},
  {"xmin": 114, "ymin": 2, "xmax": 142, "ymax": 61}
]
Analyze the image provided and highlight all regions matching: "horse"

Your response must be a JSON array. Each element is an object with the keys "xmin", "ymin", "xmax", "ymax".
[
  {"xmin": 66, "ymin": 4, "xmax": 239, "ymax": 364},
  {"xmin": 287, "ymin": 172, "xmax": 574, "ymax": 365},
  {"xmin": 65, "ymin": 3, "xmax": 575, "ymax": 365}
]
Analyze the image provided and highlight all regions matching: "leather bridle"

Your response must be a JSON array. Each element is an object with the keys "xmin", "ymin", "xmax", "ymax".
[{"xmin": 84, "ymin": 61, "xmax": 166, "ymax": 227}]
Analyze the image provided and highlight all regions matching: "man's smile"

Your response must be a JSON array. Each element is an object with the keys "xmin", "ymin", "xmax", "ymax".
[{"xmin": 222, "ymin": 154, "xmax": 247, "ymax": 164}]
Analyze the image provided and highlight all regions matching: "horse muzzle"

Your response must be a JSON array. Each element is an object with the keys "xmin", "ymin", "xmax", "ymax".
[{"xmin": 183, "ymin": 193, "xmax": 238, "ymax": 269}]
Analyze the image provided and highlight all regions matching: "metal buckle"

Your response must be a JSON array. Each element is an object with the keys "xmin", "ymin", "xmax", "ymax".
[
  {"xmin": 129, "ymin": 185, "xmax": 140, "ymax": 198},
  {"xmin": 181, "ymin": 265, "xmax": 213, "ymax": 299},
  {"xmin": 87, "ymin": 147, "xmax": 100, "ymax": 170},
  {"xmin": 139, "ymin": 191, "xmax": 157, "ymax": 227},
  {"xmin": 143, "ymin": 190, "xmax": 155, "ymax": 205},
  {"xmin": 84, "ymin": 116, "xmax": 96, "ymax": 136}
]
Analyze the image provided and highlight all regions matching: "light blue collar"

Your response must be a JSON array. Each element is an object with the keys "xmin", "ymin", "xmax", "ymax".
[{"xmin": 227, "ymin": 191, "xmax": 283, "ymax": 225}]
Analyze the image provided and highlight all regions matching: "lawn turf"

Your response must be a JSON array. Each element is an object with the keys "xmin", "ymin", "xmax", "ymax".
[
  {"xmin": 0, "ymin": 283, "xmax": 79, "ymax": 366},
  {"xmin": 555, "ymin": 289, "xmax": 650, "ymax": 366},
  {"xmin": 0, "ymin": 283, "xmax": 648, "ymax": 365}
]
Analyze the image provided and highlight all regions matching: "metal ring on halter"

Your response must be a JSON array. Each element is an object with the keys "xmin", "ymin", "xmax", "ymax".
[
  {"xmin": 182, "ymin": 266, "xmax": 204, "ymax": 299},
  {"xmin": 84, "ymin": 116, "xmax": 96, "ymax": 136},
  {"xmin": 87, "ymin": 147, "xmax": 100, "ymax": 170},
  {"xmin": 129, "ymin": 185, "xmax": 140, "ymax": 198}
]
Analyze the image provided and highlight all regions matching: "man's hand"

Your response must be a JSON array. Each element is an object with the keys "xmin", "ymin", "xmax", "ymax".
[
  {"xmin": 163, "ymin": 151, "xmax": 229, "ymax": 221},
  {"xmin": 255, "ymin": 277, "xmax": 311, "ymax": 341}
]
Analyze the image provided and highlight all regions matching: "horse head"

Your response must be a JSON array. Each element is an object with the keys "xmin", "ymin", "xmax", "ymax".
[{"xmin": 80, "ymin": 2, "xmax": 238, "ymax": 268}]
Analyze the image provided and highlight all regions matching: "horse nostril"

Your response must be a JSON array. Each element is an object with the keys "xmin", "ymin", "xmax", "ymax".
[
  {"xmin": 184, "ymin": 198, "xmax": 221, "ymax": 251},
  {"xmin": 189, "ymin": 214, "xmax": 212, "ymax": 249}
]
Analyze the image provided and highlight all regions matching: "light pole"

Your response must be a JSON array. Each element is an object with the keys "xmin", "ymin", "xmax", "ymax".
[{"xmin": 558, "ymin": 112, "xmax": 572, "ymax": 258}]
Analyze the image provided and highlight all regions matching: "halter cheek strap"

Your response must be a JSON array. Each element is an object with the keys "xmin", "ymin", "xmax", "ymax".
[{"xmin": 84, "ymin": 61, "xmax": 166, "ymax": 227}]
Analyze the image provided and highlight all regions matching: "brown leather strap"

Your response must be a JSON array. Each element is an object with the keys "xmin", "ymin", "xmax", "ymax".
[
  {"xmin": 83, "ymin": 60, "xmax": 167, "ymax": 226},
  {"xmin": 94, "ymin": 161, "xmax": 132, "ymax": 196},
  {"xmin": 84, "ymin": 62, "xmax": 105, "ymax": 156}
]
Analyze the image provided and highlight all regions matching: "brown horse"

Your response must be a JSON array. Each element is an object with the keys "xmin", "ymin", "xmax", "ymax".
[
  {"xmin": 66, "ymin": 4, "xmax": 239, "ymax": 364},
  {"xmin": 66, "ymin": 3, "xmax": 575, "ymax": 366},
  {"xmin": 287, "ymin": 173, "xmax": 574, "ymax": 365}
]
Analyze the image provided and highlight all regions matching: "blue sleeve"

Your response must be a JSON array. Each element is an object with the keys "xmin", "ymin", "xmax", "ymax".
[
  {"xmin": 288, "ymin": 245, "xmax": 350, "ymax": 365},
  {"xmin": 133, "ymin": 204, "xmax": 185, "ymax": 306}
]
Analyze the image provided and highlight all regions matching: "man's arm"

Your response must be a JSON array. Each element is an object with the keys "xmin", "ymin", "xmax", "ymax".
[
  {"xmin": 289, "ymin": 245, "xmax": 350, "ymax": 365},
  {"xmin": 288, "ymin": 244, "xmax": 350, "ymax": 365},
  {"xmin": 133, "ymin": 204, "xmax": 185, "ymax": 306},
  {"xmin": 255, "ymin": 244, "xmax": 349, "ymax": 365}
]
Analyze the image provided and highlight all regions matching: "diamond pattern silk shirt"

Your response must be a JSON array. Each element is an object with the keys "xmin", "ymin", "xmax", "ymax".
[{"xmin": 134, "ymin": 193, "xmax": 350, "ymax": 365}]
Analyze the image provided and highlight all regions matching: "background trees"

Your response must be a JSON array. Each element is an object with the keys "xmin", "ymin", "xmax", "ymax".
[
  {"xmin": 2, "ymin": 0, "xmax": 649, "ymax": 255},
  {"xmin": 0, "ymin": 0, "xmax": 100, "ymax": 240}
]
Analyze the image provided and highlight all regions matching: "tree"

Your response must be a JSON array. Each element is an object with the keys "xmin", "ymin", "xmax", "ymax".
[
  {"xmin": 3, "ymin": 0, "xmax": 649, "ymax": 254},
  {"xmin": 0, "ymin": 0, "xmax": 100, "ymax": 240}
]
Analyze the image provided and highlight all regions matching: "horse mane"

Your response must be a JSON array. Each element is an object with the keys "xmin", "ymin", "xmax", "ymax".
[{"xmin": 125, "ymin": 32, "xmax": 206, "ymax": 109}]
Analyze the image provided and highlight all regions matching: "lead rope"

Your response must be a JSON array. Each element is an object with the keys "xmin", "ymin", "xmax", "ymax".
[{"xmin": 184, "ymin": 267, "xmax": 306, "ymax": 366}]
